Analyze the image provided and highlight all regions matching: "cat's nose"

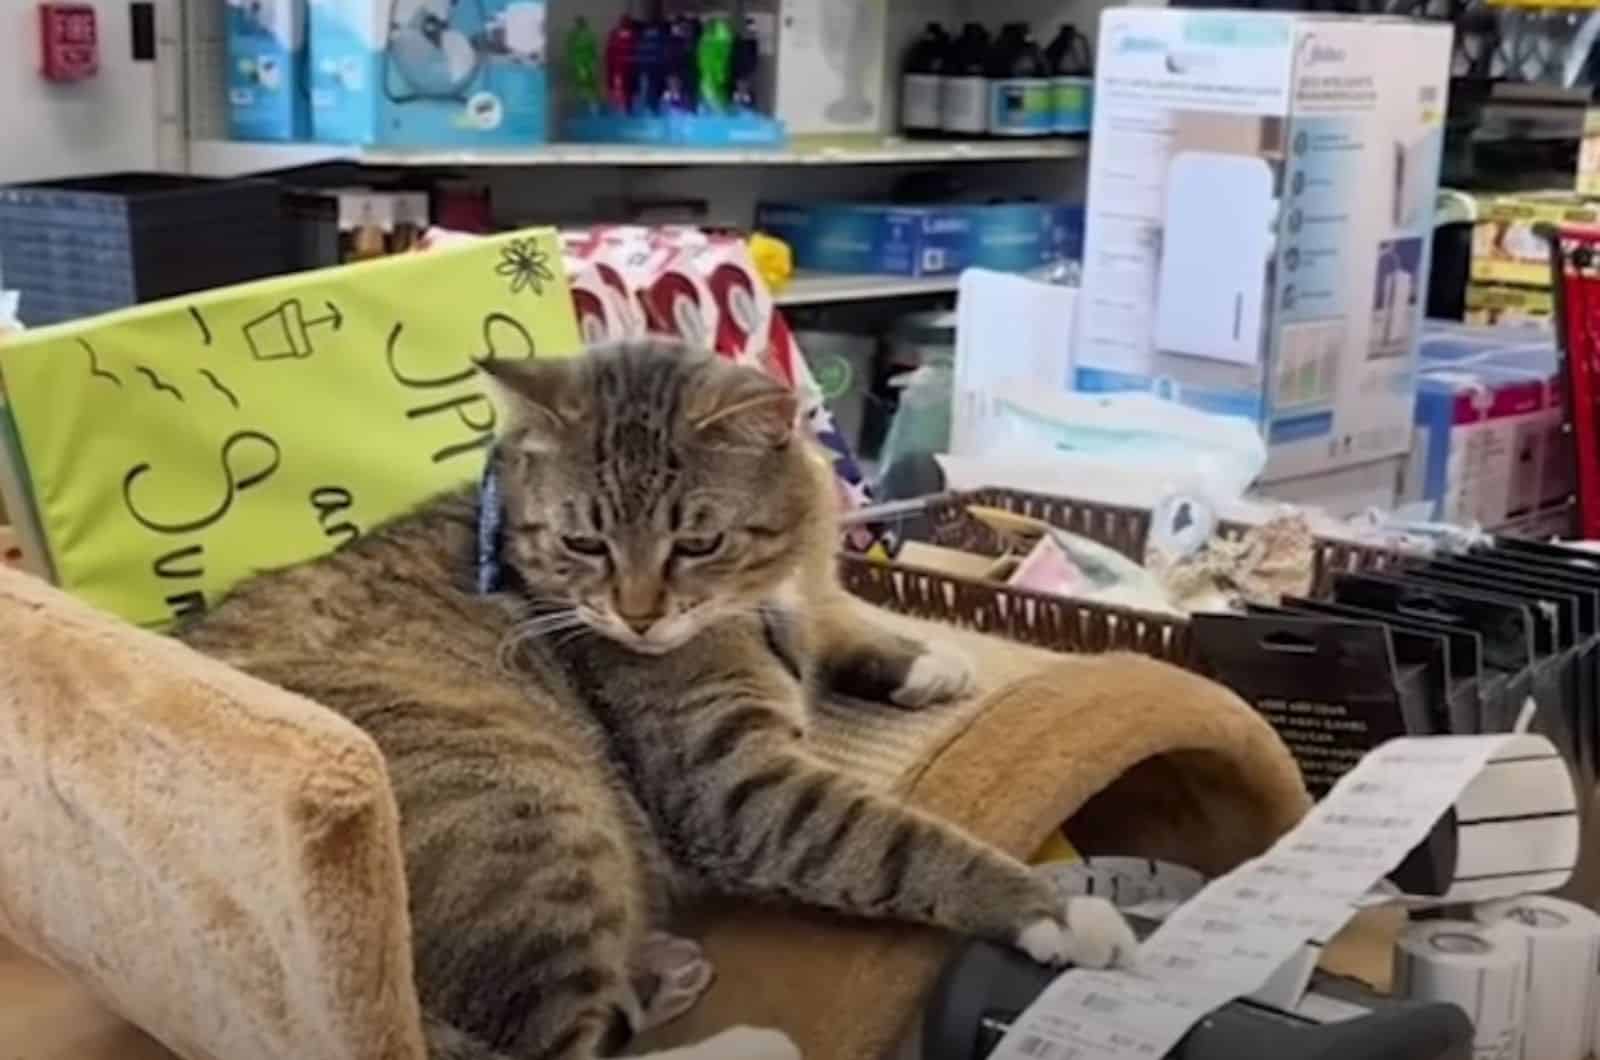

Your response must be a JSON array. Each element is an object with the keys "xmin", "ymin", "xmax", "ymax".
[{"xmin": 619, "ymin": 612, "xmax": 659, "ymax": 635}]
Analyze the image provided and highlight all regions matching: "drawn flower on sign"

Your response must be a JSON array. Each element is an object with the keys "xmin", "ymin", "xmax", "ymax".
[{"xmin": 495, "ymin": 239, "xmax": 555, "ymax": 296}]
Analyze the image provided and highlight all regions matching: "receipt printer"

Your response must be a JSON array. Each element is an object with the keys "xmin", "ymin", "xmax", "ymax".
[{"xmin": 922, "ymin": 939, "xmax": 1473, "ymax": 1060}]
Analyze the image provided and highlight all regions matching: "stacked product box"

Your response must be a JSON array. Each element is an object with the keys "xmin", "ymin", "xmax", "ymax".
[
  {"xmin": 754, "ymin": 201, "xmax": 1083, "ymax": 277},
  {"xmin": 1073, "ymin": 8, "xmax": 1451, "ymax": 482},
  {"xmin": 226, "ymin": 0, "xmax": 311, "ymax": 140},
  {"xmin": 1399, "ymin": 321, "xmax": 1571, "ymax": 529},
  {"xmin": 306, "ymin": 0, "xmax": 547, "ymax": 146},
  {"xmin": 1468, "ymin": 192, "xmax": 1595, "ymax": 331}
]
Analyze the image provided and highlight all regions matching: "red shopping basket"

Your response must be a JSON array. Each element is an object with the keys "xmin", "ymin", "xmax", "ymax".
[{"xmin": 1547, "ymin": 224, "xmax": 1600, "ymax": 538}]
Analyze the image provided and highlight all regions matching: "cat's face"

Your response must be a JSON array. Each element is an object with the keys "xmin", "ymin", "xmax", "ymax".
[{"xmin": 482, "ymin": 340, "xmax": 826, "ymax": 655}]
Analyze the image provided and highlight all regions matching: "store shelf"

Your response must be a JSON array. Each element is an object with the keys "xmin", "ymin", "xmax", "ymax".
[
  {"xmin": 186, "ymin": 136, "xmax": 1086, "ymax": 177},
  {"xmin": 773, "ymin": 271, "xmax": 959, "ymax": 306}
]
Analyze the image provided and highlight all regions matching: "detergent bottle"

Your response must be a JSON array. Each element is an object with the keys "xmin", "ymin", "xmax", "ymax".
[
  {"xmin": 1045, "ymin": 24, "xmax": 1092, "ymax": 134},
  {"xmin": 986, "ymin": 23, "xmax": 1051, "ymax": 137},
  {"xmin": 900, "ymin": 22, "xmax": 948, "ymax": 136},
  {"xmin": 939, "ymin": 22, "xmax": 989, "ymax": 136}
]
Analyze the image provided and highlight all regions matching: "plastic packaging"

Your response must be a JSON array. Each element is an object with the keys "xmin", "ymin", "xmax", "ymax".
[
  {"xmin": 940, "ymin": 23, "xmax": 989, "ymax": 135},
  {"xmin": 986, "ymin": 23, "xmax": 1051, "ymax": 137},
  {"xmin": 900, "ymin": 22, "xmax": 948, "ymax": 134},
  {"xmin": 978, "ymin": 387, "xmax": 1268, "ymax": 502}
]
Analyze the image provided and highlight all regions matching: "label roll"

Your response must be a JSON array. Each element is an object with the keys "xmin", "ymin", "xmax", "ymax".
[
  {"xmin": 1394, "ymin": 918, "xmax": 1524, "ymax": 1060},
  {"xmin": 1475, "ymin": 896, "xmax": 1600, "ymax": 1060}
]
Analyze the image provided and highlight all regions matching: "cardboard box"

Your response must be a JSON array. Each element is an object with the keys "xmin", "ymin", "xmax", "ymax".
[
  {"xmin": 1577, "ymin": 108, "xmax": 1600, "ymax": 196},
  {"xmin": 226, "ymin": 0, "xmax": 311, "ymax": 140},
  {"xmin": 1074, "ymin": 10, "xmax": 1451, "ymax": 481},
  {"xmin": 1464, "ymin": 281, "xmax": 1554, "ymax": 331},
  {"xmin": 307, "ymin": 0, "xmax": 547, "ymax": 146},
  {"xmin": 1399, "ymin": 321, "xmax": 1570, "ymax": 527},
  {"xmin": 1470, "ymin": 191, "xmax": 1596, "ymax": 288},
  {"xmin": 755, "ymin": 201, "xmax": 1083, "ymax": 277}
]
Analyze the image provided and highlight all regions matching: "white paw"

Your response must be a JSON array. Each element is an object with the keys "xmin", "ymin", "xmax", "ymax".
[
  {"xmin": 890, "ymin": 649, "xmax": 976, "ymax": 709},
  {"xmin": 695, "ymin": 1025, "xmax": 801, "ymax": 1060},
  {"xmin": 1016, "ymin": 916, "xmax": 1070, "ymax": 964},
  {"xmin": 1014, "ymin": 899, "xmax": 1138, "ymax": 970},
  {"xmin": 1063, "ymin": 897, "xmax": 1139, "ymax": 970},
  {"xmin": 632, "ymin": 931, "xmax": 715, "ymax": 1031}
]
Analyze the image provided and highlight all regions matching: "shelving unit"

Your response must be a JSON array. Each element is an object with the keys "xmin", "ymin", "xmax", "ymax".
[
  {"xmin": 773, "ymin": 271, "xmax": 960, "ymax": 306},
  {"xmin": 185, "ymin": 136, "xmax": 1085, "ymax": 178}
]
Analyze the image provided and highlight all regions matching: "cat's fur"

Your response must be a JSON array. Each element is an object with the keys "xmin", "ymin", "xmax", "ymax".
[{"xmin": 178, "ymin": 340, "xmax": 1133, "ymax": 1060}]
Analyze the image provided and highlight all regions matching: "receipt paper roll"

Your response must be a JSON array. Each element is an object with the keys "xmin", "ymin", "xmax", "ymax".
[
  {"xmin": 1475, "ymin": 896, "xmax": 1600, "ymax": 1060},
  {"xmin": 1394, "ymin": 918, "xmax": 1523, "ymax": 1060}
]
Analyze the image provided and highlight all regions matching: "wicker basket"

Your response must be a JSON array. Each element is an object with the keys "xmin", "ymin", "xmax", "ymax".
[{"xmin": 839, "ymin": 487, "xmax": 1400, "ymax": 664}]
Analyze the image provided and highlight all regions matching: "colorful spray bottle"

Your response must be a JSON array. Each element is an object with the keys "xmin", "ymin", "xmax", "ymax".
[
  {"xmin": 697, "ymin": 14, "xmax": 732, "ymax": 112},
  {"xmin": 604, "ymin": 15, "xmax": 637, "ymax": 114},
  {"xmin": 566, "ymin": 16, "xmax": 601, "ymax": 114}
]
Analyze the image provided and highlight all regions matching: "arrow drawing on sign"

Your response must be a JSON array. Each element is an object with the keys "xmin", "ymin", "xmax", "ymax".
[{"xmin": 242, "ymin": 298, "xmax": 346, "ymax": 361}]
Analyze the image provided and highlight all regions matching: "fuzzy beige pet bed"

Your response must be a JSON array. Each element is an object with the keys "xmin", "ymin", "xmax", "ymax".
[{"xmin": 0, "ymin": 566, "xmax": 1308, "ymax": 1060}]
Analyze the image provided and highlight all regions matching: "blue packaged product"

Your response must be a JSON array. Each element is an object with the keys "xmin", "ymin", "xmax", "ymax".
[
  {"xmin": 308, "ymin": 0, "xmax": 547, "ymax": 146},
  {"xmin": 226, "ymin": 0, "xmax": 311, "ymax": 140},
  {"xmin": 755, "ymin": 201, "xmax": 1080, "ymax": 277}
]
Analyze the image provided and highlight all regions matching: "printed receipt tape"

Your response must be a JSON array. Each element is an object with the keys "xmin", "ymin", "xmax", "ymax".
[
  {"xmin": 1037, "ymin": 858, "xmax": 1207, "ymax": 921},
  {"xmin": 988, "ymin": 734, "xmax": 1570, "ymax": 1060},
  {"xmin": 1473, "ymin": 896, "xmax": 1600, "ymax": 1060},
  {"xmin": 1394, "ymin": 919, "xmax": 1525, "ymax": 1060}
]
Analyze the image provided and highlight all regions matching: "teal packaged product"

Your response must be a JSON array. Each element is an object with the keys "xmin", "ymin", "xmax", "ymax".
[
  {"xmin": 900, "ymin": 22, "xmax": 948, "ymax": 135},
  {"xmin": 940, "ymin": 22, "xmax": 989, "ymax": 136},
  {"xmin": 755, "ymin": 201, "xmax": 1083, "ymax": 277},
  {"xmin": 227, "ymin": 0, "xmax": 311, "ymax": 140},
  {"xmin": 986, "ymin": 24, "xmax": 1051, "ymax": 138},
  {"xmin": 1044, "ymin": 25, "xmax": 1092, "ymax": 134},
  {"xmin": 308, "ymin": 0, "xmax": 548, "ymax": 146}
]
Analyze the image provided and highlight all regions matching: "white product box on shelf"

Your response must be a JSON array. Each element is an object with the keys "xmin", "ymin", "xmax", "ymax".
[
  {"xmin": 752, "ymin": 0, "xmax": 889, "ymax": 136},
  {"xmin": 1073, "ymin": 9, "xmax": 1451, "ymax": 482}
]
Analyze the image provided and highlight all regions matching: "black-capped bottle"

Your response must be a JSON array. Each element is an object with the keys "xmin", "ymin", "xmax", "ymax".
[
  {"xmin": 900, "ymin": 22, "xmax": 948, "ymax": 135},
  {"xmin": 939, "ymin": 22, "xmax": 990, "ymax": 137},
  {"xmin": 1045, "ymin": 25, "xmax": 1093, "ymax": 135},
  {"xmin": 987, "ymin": 23, "xmax": 1051, "ymax": 138}
]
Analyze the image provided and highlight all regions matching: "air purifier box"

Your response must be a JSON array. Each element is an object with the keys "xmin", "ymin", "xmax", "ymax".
[
  {"xmin": 744, "ymin": 0, "xmax": 890, "ymax": 135},
  {"xmin": 307, "ymin": 0, "xmax": 547, "ymax": 146},
  {"xmin": 1074, "ymin": 10, "xmax": 1451, "ymax": 482},
  {"xmin": 226, "ymin": 0, "xmax": 311, "ymax": 140}
]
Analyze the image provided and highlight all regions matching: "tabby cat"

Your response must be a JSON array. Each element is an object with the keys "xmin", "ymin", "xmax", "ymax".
[{"xmin": 178, "ymin": 340, "xmax": 1134, "ymax": 1060}]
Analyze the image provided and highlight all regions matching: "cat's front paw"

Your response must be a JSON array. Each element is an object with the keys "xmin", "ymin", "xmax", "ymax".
[
  {"xmin": 890, "ymin": 648, "xmax": 976, "ymax": 709},
  {"xmin": 1014, "ymin": 898, "xmax": 1138, "ymax": 970}
]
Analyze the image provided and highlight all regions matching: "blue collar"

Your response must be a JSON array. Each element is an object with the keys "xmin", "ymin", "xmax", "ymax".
[{"xmin": 475, "ymin": 461, "xmax": 512, "ymax": 595}]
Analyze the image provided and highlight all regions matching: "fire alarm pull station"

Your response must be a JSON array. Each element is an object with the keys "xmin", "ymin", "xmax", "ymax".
[{"xmin": 39, "ymin": 3, "xmax": 98, "ymax": 82}]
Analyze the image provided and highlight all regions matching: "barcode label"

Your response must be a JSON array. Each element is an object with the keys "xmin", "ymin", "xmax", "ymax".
[{"xmin": 1018, "ymin": 1036, "xmax": 1062, "ymax": 1058}]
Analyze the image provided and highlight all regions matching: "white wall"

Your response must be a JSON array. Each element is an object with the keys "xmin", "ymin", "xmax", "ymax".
[{"xmin": 0, "ymin": 0, "xmax": 181, "ymax": 185}]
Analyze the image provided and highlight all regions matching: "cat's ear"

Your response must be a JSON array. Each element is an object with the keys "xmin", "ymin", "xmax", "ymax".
[
  {"xmin": 478, "ymin": 357, "xmax": 575, "ymax": 451},
  {"xmin": 688, "ymin": 366, "xmax": 799, "ymax": 449}
]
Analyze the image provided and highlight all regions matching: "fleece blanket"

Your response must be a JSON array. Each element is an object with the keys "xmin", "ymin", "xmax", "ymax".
[{"xmin": 0, "ymin": 567, "xmax": 1308, "ymax": 1060}]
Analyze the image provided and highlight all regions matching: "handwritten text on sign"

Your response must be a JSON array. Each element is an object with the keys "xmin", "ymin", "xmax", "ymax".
[{"xmin": 0, "ymin": 230, "xmax": 580, "ymax": 628}]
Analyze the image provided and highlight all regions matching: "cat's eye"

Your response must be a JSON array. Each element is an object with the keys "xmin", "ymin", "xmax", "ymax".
[
  {"xmin": 673, "ymin": 534, "xmax": 724, "ymax": 558},
  {"xmin": 561, "ymin": 535, "xmax": 609, "ymax": 557}
]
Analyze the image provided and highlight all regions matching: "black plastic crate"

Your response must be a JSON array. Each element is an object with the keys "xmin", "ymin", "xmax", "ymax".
[{"xmin": 0, "ymin": 173, "xmax": 287, "ymax": 326}]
